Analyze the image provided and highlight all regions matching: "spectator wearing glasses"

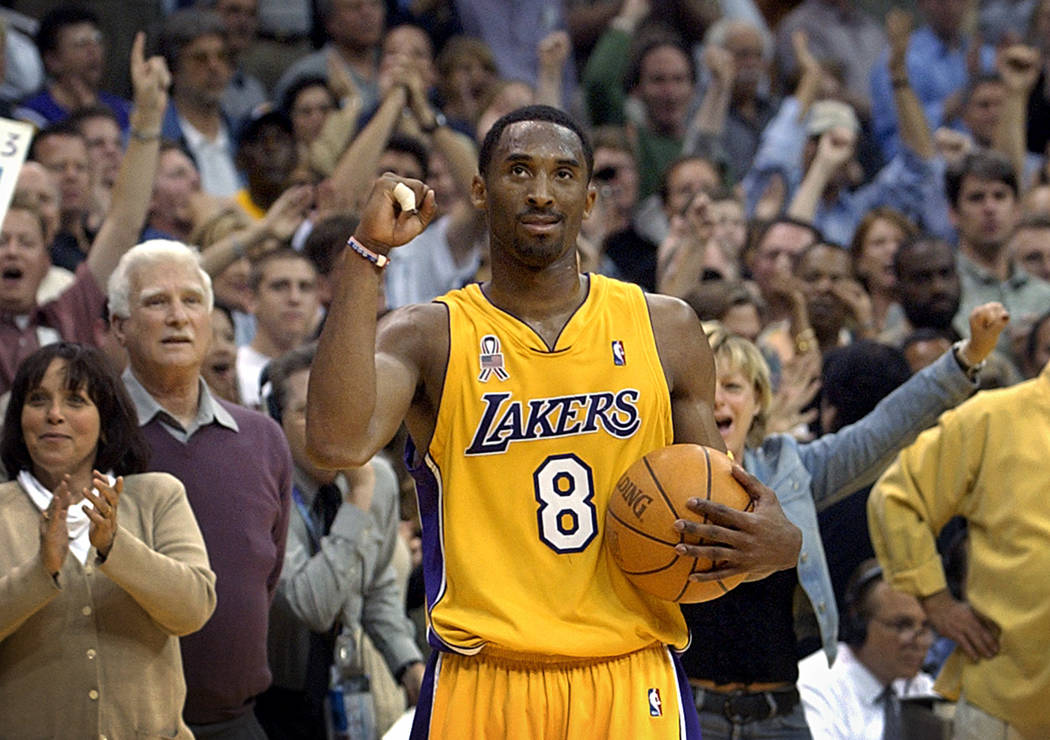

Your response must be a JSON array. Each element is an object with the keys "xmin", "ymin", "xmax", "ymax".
[
  {"xmin": 796, "ymin": 560, "xmax": 936, "ymax": 740},
  {"xmin": 157, "ymin": 9, "xmax": 240, "ymax": 197},
  {"xmin": 869, "ymin": 336, "xmax": 1050, "ymax": 738},
  {"xmin": 15, "ymin": 5, "xmax": 131, "ymax": 131}
]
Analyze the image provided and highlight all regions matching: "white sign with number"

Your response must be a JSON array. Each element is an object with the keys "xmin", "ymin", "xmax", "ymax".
[{"xmin": 0, "ymin": 117, "xmax": 35, "ymax": 226}]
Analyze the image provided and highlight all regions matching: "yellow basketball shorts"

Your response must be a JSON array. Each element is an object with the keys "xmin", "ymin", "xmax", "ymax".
[{"xmin": 409, "ymin": 644, "xmax": 701, "ymax": 739}]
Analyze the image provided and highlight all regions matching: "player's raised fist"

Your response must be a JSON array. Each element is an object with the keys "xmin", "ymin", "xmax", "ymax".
[{"xmin": 354, "ymin": 173, "xmax": 437, "ymax": 254}]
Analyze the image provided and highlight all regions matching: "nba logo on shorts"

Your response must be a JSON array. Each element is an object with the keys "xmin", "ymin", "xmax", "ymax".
[
  {"xmin": 612, "ymin": 340, "xmax": 626, "ymax": 366},
  {"xmin": 648, "ymin": 688, "xmax": 662, "ymax": 717}
]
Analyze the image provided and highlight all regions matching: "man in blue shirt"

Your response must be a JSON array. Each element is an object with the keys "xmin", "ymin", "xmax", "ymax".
[{"xmin": 870, "ymin": 0, "xmax": 995, "ymax": 160}]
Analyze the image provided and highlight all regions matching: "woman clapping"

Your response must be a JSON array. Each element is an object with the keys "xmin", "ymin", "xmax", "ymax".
[{"xmin": 0, "ymin": 342, "xmax": 216, "ymax": 739}]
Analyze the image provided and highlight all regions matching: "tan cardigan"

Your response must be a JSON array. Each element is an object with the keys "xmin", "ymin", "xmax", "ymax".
[{"xmin": 0, "ymin": 472, "xmax": 217, "ymax": 739}]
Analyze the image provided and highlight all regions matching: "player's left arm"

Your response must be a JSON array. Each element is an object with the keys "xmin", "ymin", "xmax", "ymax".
[
  {"xmin": 648, "ymin": 294, "xmax": 802, "ymax": 581},
  {"xmin": 647, "ymin": 293, "xmax": 724, "ymax": 450}
]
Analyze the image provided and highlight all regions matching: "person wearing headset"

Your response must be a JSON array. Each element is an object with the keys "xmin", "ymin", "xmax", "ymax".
[{"xmin": 795, "ymin": 560, "xmax": 938, "ymax": 739}]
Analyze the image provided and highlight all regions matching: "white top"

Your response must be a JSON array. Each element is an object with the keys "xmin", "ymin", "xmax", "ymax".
[
  {"xmin": 178, "ymin": 114, "xmax": 240, "ymax": 197},
  {"xmin": 797, "ymin": 643, "xmax": 937, "ymax": 740},
  {"xmin": 236, "ymin": 343, "xmax": 271, "ymax": 411}
]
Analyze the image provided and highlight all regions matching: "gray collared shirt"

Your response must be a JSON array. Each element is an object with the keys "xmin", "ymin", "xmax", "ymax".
[
  {"xmin": 122, "ymin": 369, "xmax": 239, "ymax": 443},
  {"xmin": 268, "ymin": 460, "xmax": 422, "ymax": 690}
]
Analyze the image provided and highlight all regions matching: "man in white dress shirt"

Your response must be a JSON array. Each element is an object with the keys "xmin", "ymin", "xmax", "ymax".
[{"xmin": 797, "ymin": 560, "xmax": 938, "ymax": 739}]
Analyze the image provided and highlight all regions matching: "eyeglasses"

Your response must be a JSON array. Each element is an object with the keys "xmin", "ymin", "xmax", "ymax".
[{"xmin": 872, "ymin": 617, "xmax": 935, "ymax": 641}]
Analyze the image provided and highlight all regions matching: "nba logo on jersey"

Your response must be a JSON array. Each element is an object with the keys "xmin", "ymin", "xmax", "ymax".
[
  {"xmin": 648, "ymin": 688, "xmax": 662, "ymax": 717},
  {"xmin": 478, "ymin": 334, "xmax": 510, "ymax": 382},
  {"xmin": 612, "ymin": 340, "xmax": 626, "ymax": 366}
]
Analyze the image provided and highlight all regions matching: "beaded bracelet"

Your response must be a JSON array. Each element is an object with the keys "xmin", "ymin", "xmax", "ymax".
[{"xmin": 346, "ymin": 236, "xmax": 390, "ymax": 269}]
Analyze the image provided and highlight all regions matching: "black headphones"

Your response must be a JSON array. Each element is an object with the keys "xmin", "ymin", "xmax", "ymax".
[{"xmin": 841, "ymin": 562, "xmax": 884, "ymax": 647}]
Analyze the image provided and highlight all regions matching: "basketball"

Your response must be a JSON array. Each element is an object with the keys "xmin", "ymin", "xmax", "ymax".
[{"xmin": 605, "ymin": 444, "xmax": 754, "ymax": 603}]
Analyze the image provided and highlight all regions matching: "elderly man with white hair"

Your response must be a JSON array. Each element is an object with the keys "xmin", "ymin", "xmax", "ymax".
[{"xmin": 108, "ymin": 238, "xmax": 292, "ymax": 740}]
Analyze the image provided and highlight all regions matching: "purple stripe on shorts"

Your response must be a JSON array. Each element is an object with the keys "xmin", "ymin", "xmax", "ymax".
[{"xmin": 672, "ymin": 648, "xmax": 703, "ymax": 739}]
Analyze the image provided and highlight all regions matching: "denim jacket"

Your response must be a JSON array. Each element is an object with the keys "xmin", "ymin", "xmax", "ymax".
[{"xmin": 743, "ymin": 349, "xmax": 976, "ymax": 664}]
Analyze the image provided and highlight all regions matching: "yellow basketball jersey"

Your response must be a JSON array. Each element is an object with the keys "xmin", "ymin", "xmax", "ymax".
[{"xmin": 411, "ymin": 274, "xmax": 688, "ymax": 658}]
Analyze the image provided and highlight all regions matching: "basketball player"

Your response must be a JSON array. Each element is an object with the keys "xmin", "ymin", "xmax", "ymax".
[{"xmin": 306, "ymin": 105, "xmax": 802, "ymax": 739}]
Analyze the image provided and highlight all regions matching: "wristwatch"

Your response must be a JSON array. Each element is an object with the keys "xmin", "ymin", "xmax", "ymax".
[
  {"xmin": 421, "ymin": 110, "xmax": 447, "ymax": 134},
  {"xmin": 952, "ymin": 340, "xmax": 985, "ymax": 381}
]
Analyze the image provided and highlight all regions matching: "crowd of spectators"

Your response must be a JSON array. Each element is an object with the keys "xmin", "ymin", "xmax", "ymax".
[{"xmin": 1, "ymin": 0, "xmax": 1049, "ymax": 738}]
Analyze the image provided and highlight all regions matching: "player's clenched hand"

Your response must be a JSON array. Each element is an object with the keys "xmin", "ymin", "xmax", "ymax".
[
  {"xmin": 674, "ymin": 464, "xmax": 801, "ymax": 581},
  {"xmin": 354, "ymin": 174, "xmax": 437, "ymax": 254}
]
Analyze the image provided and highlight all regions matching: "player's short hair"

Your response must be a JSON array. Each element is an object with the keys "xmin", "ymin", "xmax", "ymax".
[{"xmin": 478, "ymin": 105, "xmax": 594, "ymax": 180}]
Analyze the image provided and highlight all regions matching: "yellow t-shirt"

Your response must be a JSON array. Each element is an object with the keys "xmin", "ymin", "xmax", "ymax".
[{"xmin": 869, "ymin": 366, "xmax": 1050, "ymax": 738}]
